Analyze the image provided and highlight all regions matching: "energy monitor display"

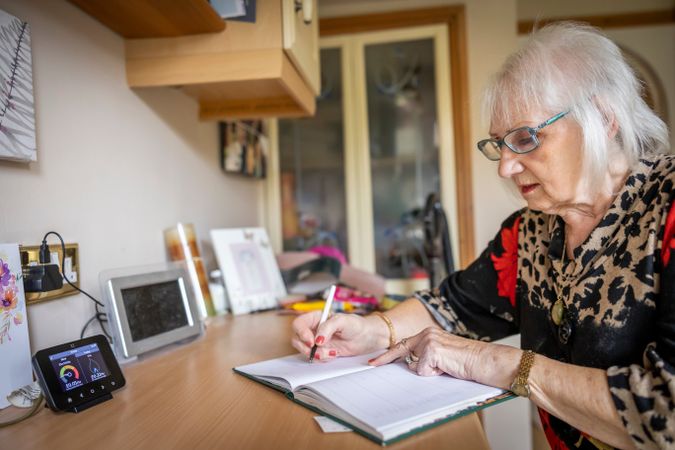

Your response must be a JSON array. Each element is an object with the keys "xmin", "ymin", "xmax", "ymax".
[
  {"xmin": 32, "ymin": 335, "xmax": 125, "ymax": 413},
  {"xmin": 49, "ymin": 342, "xmax": 110, "ymax": 392},
  {"xmin": 102, "ymin": 265, "xmax": 203, "ymax": 359}
]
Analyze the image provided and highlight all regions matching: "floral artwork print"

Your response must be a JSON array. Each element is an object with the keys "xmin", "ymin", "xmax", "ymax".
[{"xmin": 0, "ymin": 257, "xmax": 23, "ymax": 344}]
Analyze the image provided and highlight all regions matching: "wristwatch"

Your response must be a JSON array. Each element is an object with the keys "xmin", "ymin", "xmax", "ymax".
[{"xmin": 510, "ymin": 350, "xmax": 536, "ymax": 398}]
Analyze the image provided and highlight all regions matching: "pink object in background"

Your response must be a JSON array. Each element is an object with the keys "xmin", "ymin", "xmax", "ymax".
[
  {"xmin": 334, "ymin": 286, "xmax": 379, "ymax": 306},
  {"xmin": 309, "ymin": 246, "xmax": 348, "ymax": 265},
  {"xmin": 276, "ymin": 252, "xmax": 386, "ymax": 299}
]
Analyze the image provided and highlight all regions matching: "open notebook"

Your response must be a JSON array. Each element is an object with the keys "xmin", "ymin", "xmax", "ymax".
[{"xmin": 234, "ymin": 352, "xmax": 512, "ymax": 445}]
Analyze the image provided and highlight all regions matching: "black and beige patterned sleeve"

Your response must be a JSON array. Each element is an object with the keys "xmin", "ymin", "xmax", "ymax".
[
  {"xmin": 606, "ymin": 203, "xmax": 675, "ymax": 449},
  {"xmin": 414, "ymin": 210, "xmax": 522, "ymax": 342}
]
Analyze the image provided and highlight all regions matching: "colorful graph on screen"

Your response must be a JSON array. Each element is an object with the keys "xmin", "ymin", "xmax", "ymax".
[{"xmin": 59, "ymin": 364, "xmax": 80, "ymax": 382}]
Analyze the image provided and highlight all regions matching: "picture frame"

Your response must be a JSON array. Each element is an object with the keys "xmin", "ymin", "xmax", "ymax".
[
  {"xmin": 219, "ymin": 120, "xmax": 268, "ymax": 179},
  {"xmin": 210, "ymin": 228, "xmax": 286, "ymax": 315},
  {"xmin": 620, "ymin": 44, "xmax": 669, "ymax": 124}
]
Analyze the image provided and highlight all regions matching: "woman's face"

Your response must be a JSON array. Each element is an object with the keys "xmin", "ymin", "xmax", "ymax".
[{"xmin": 491, "ymin": 111, "xmax": 585, "ymax": 213}]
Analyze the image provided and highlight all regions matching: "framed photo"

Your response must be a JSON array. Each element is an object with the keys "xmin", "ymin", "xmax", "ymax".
[
  {"xmin": 219, "ymin": 120, "xmax": 268, "ymax": 179},
  {"xmin": 0, "ymin": 9, "xmax": 36, "ymax": 162},
  {"xmin": 210, "ymin": 228, "xmax": 286, "ymax": 315}
]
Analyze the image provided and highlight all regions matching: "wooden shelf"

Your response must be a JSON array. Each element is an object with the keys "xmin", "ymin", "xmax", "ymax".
[{"xmin": 68, "ymin": 0, "xmax": 225, "ymax": 38}]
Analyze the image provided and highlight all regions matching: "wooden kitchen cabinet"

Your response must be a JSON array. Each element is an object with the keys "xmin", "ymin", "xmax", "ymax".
[
  {"xmin": 70, "ymin": 0, "xmax": 320, "ymax": 119},
  {"xmin": 282, "ymin": 0, "xmax": 320, "ymax": 95}
]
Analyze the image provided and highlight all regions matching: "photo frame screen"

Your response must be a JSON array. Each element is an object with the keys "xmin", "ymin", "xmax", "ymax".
[{"xmin": 121, "ymin": 280, "xmax": 189, "ymax": 342}]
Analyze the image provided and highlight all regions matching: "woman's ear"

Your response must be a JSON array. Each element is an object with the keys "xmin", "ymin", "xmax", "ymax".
[
  {"xmin": 592, "ymin": 96, "xmax": 619, "ymax": 140},
  {"xmin": 606, "ymin": 113, "xmax": 619, "ymax": 140}
]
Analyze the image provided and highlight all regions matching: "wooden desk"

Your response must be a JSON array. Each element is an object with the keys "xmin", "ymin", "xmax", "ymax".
[{"xmin": 0, "ymin": 313, "xmax": 491, "ymax": 450}]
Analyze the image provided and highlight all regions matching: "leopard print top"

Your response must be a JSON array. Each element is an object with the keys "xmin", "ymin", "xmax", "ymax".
[{"xmin": 415, "ymin": 154, "xmax": 675, "ymax": 449}]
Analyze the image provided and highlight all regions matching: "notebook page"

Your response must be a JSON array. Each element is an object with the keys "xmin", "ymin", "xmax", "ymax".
[
  {"xmin": 298, "ymin": 362, "xmax": 504, "ymax": 433},
  {"xmin": 235, "ymin": 351, "xmax": 381, "ymax": 391}
]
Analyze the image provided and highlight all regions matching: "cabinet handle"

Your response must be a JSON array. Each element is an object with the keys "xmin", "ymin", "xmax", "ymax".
[{"xmin": 294, "ymin": 0, "xmax": 313, "ymax": 25}]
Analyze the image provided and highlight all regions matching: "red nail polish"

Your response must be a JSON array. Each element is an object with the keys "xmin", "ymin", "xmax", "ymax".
[
  {"xmin": 315, "ymin": 354, "xmax": 320, "ymax": 360},
  {"xmin": 315, "ymin": 336, "xmax": 325, "ymax": 345},
  {"xmin": 329, "ymin": 350, "xmax": 336, "ymax": 357},
  {"xmin": 368, "ymin": 358, "xmax": 374, "ymax": 363}
]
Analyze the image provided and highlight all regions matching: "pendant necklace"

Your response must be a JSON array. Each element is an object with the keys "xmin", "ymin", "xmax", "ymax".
[
  {"xmin": 551, "ymin": 230, "xmax": 570, "ymax": 327},
  {"xmin": 550, "ymin": 228, "xmax": 576, "ymax": 345}
]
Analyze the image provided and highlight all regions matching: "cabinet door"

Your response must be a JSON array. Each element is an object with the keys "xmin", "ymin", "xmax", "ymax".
[{"xmin": 282, "ymin": 0, "xmax": 320, "ymax": 95}]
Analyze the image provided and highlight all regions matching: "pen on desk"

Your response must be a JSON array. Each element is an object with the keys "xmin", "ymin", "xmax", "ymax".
[{"xmin": 308, "ymin": 284, "xmax": 338, "ymax": 364}]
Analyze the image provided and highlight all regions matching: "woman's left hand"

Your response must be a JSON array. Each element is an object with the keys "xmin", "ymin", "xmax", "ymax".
[{"xmin": 368, "ymin": 327, "xmax": 486, "ymax": 381}]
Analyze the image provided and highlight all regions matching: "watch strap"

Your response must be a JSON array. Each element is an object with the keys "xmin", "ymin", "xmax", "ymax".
[{"xmin": 511, "ymin": 349, "xmax": 536, "ymax": 397}]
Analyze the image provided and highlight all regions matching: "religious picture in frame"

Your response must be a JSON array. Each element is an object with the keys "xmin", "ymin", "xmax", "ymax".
[
  {"xmin": 210, "ymin": 228, "xmax": 286, "ymax": 315},
  {"xmin": 219, "ymin": 120, "xmax": 268, "ymax": 179},
  {"xmin": 0, "ymin": 9, "xmax": 36, "ymax": 162}
]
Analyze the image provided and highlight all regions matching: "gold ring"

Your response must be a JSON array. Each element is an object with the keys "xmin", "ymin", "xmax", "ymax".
[{"xmin": 399, "ymin": 338, "xmax": 410, "ymax": 352}]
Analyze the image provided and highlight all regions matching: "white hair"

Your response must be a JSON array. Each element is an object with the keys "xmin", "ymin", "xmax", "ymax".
[{"xmin": 482, "ymin": 22, "xmax": 670, "ymax": 188}]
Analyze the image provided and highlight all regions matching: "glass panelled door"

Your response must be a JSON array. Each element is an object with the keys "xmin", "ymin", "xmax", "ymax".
[
  {"xmin": 278, "ymin": 48, "xmax": 349, "ymax": 261},
  {"xmin": 364, "ymin": 38, "xmax": 441, "ymax": 278},
  {"xmin": 274, "ymin": 26, "xmax": 457, "ymax": 284}
]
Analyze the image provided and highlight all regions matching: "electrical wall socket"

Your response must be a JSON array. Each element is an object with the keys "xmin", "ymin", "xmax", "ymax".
[{"xmin": 20, "ymin": 243, "xmax": 80, "ymax": 305}]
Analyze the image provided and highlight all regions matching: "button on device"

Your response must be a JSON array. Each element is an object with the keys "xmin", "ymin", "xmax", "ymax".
[
  {"xmin": 79, "ymin": 392, "xmax": 85, "ymax": 399},
  {"xmin": 111, "ymin": 381, "xmax": 116, "ymax": 387},
  {"xmin": 100, "ymin": 385, "xmax": 105, "ymax": 390},
  {"xmin": 90, "ymin": 388, "xmax": 95, "ymax": 394},
  {"xmin": 67, "ymin": 397, "xmax": 72, "ymax": 403}
]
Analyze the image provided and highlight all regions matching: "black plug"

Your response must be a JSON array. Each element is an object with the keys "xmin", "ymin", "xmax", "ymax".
[{"xmin": 39, "ymin": 240, "xmax": 51, "ymax": 264}]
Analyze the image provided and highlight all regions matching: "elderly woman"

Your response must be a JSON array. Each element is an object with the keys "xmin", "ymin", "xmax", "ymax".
[{"xmin": 291, "ymin": 22, "xmax": 674, "ymax": 449}]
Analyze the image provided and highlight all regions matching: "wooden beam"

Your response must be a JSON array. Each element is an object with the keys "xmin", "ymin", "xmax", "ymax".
[
  {"xmin": 319, "ymin": 6, "xmax": 476, "ymax": 268},
  {"xmin": 518, "ymin": 9, "xmax": 675, "ymax": 35}
]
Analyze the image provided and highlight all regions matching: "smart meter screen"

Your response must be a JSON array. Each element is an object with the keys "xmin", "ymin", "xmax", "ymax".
[{"xmin": 49, "ymin": 343, "xmax": 110, "ymax": 392}]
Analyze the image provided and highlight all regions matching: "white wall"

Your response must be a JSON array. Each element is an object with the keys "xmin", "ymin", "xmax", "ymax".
[{"xmin": 0, "ymin": 0, "xmax": 262, "ymax": 351}]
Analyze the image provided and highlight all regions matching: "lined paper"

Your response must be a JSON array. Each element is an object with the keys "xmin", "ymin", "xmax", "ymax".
[
  {"xmin": 236, "ymin": 351, "xmax": 381, "ymax": 390},
  {"xmin": 299, "ymin": 362, "xmax": 504, "ymax": 432}
]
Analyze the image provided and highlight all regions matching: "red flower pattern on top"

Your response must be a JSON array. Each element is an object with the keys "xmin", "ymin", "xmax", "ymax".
[
  {"xmin": 663, "ymin": 202, "xmax": 675, "ymax": 267},
  {"xmin": 538, "ymin": 409, "xmax": 571, "ymax": 450},
  {"xmin": 490, "ymin": 216, "xmax": 520, "ymax": 307}
]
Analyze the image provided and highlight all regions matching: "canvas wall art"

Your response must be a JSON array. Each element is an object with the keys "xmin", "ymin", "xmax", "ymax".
[
  {"xmin": 0, "ymin": 9, "xmax": 35, "ymax": 162},
  {"xmin": 0, "ymin": 243, "xmax": 32, "ymax": 409}
]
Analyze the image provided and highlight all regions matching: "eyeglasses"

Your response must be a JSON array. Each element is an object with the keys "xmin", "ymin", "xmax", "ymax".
[{"xmin": 477, "ymin": 110, "xmax": 569, "ymax": 161}]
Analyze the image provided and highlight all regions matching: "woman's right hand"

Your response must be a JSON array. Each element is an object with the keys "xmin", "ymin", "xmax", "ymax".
[{"xmin": 291, "ymin": 311, "xmax": 389, "ymax": 362}]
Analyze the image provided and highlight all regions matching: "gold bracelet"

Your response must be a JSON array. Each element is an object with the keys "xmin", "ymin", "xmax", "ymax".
[{"xmin": 372, "ymin": 312, "xmax": 396, "ymax": 349}]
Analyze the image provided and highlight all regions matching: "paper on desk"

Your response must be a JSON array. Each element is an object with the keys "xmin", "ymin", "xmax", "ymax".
[{"xmin": 314, "ymin": 416, "xmax": 352, "ymax": 433}]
